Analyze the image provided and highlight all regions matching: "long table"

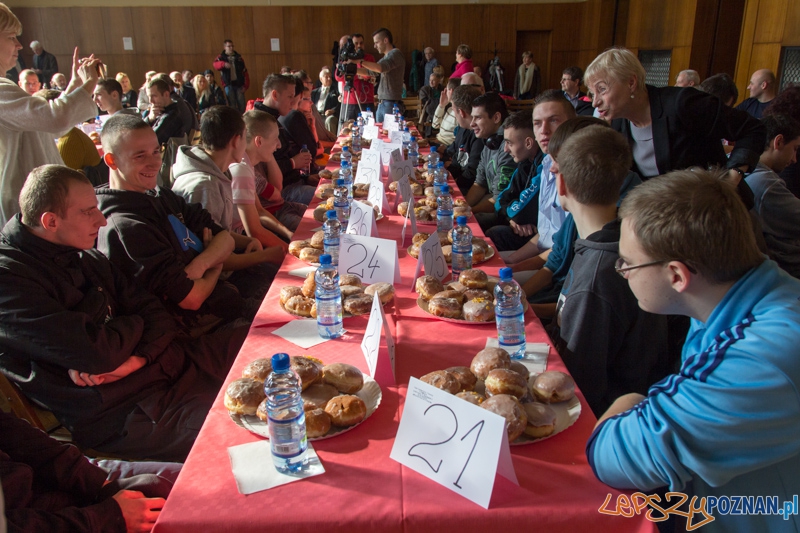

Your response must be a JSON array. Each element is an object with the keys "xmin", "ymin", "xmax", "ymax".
[{"xmin": 153, "ymin": 136, "xmax": 655, "ymax": 533}]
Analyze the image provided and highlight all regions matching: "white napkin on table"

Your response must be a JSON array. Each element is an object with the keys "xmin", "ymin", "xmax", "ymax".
[
  {"xmin": 228, "ymin": 440, "xmax": 325, "ymax": 495},
  {"xmin": 484, "ymin": 338, "xmax": 550, "ymax": 375},
  {"xmin": 271, "ymin": 319, "xmax": 339, "ymax": 349}
]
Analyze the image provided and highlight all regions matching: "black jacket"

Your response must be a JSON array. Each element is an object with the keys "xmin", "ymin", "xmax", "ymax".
[
  {"xmin": 254, "ymin": 101, "xmax": 306, "ymax": 186},
  {"xmin": 311, "ymin": 85, "xmax": 340, "ymax": 115},
  {"xmin": 444, "ymin": 127, "xmax": 484, "ymax": 194},
  {"xmin": 0, "ymin": 215, "xmax": 184, "ymax": 447},
  {"xmin": 213, "ymin": 51, "xmax": 248, "ymax": 89},
  {"xmin": 142, "ymin": 97, "xmax": 194, "ymax": 146}
]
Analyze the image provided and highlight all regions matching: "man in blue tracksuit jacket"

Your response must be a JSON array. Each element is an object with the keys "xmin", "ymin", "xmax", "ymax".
[{"xmin": 587, "ymin": 169, "xmax": 800, "ymax": 533}]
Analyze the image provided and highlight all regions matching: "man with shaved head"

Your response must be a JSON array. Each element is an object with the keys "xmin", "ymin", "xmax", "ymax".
[
  {"xmin": 736, "ymin": 68, "xmax": 777, "ymax": 119},
  {"xmin": 460, "ymin": 72, "xmax": 486, "ymax": 95}
]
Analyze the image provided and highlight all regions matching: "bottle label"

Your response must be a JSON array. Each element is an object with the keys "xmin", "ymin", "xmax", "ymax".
[{"xmin": 268, "ymin": 412, "xmax": 308, "ymax": 458}]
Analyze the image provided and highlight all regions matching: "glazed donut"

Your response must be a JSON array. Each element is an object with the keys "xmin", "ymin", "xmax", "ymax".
[
  {"xmin": 481, "ymin": 394, "xmax": 528, "ymax": 442},
  {"xmin": 339, "ymin": 274, "xmax": 363, "ymax": 288},
  {"xmin": 398, "ymin": 201, "xmax": 409, "ymax": 216},
  {"xmin": 412, "ymin": 232, "xmax": 431, "ymax": 246},
  {"xmin": 420, "ymin": 370, "xmax": 461, "ymax": 394},
  {"xmin": 446, "ymin": 366, "xmax": 478, "ymax": 392},
  {"xmin": 471, "ymin": 246, "xmax": 486, "ymax": 263},
  {"xmin": 310, "ymin": 231, "xmax": 325, "ymax": 250},
  {"xmin": 414, "ymin": 206, "xmax": 434, "ymax": 221},
  {"xmin": 530, "ymin": 371, "xmax": 576, "ymax": 403},
  {"xmin": 470, "ymin": 347, "xmax": 511, "ymax": 380},
  {"xmin": 456, "ymin": 391, "xmax": 485, "ymax": 405},
  {"xmin": 454, "ymin": 198, "xmax": 469, "ymax": 208},
  {"xmin": 325, "ymin": 394, "xmax": 367, "ymax": 427},
  {"xmin": 427, "ymin": 296, "xmax": 462, "ymax": 319},
  {"xmin": 509, "ymin": 361, "xmax": 530, "ymax": 380},
  {"xmin": 453, "ymin": 206, "xmax": 472, "ymax": 219},
  {"xmin": 437, "ymin": 232, "xmax": 451, "ymax": 247},
  {"xmin": 301, "ymin": 383, "xmax": 341, "ymax": 410},
  {"xmin": 462, "ymin": 299, "xmax": 494, "ymax": 322},
  {"xmin": 463, "ymin": 288, "xmax": 492, "ymax": 302},
  {"xmin": 423, "ymin": 196, "xmax": 438, "ymax": 209},
  {"xmin": 354, "ymin": 183, "xmax": 370, "ymax": 198},
  {"xmin": 415, "ymin": 275, "xmax": 445, "ymax": 301},
  {"xmin": 389, "ymin": 181, "xmax": 399, "ymax": 192},
  {"xmin": 318, "ymin": 169, "xmax": 333, "ymax": 180},
  {"xmin": 424, "ymin": 186, "xmax": 435, "ymax": 196},
  {"xmin": 441, "ymin": 245, "xmax": 453, "ymax": 263},
  {"xmin": 242, "ymin": 358, "xmax": 273, "ymax": 382},
  {"xmin": 256, "ymin": 398, "xmax": 269, "ymax": 422},
  {"xmin": 522, "ymin": 402, "xmax": 557, "ymax": 438},
  {"xmin": 305, "ymin": 407, "xmax": 333, "ymax": 438},
  {"xmin": 280, "ymin": 286, "xmax": 304, "ymax": 305},
  {"xmin": 364, "ymin": 282, "xmax": 395, "ymax": 305},
  {"xmin": 485, "ymin": 368, "xmax": 528, "ymax": 399},
  {"xmin": 285, "ymin": 295, "xmax": 315, "ymax": 317},
  {"xmin": 458, "ymin": 268, "xmax": 489, "ymax": 289},
  {"xmin": 340, "ymin": 285, "xmax": 365, "ymax": 299},
  {"xmin": 302, "ymin": 271, "xmax": 316, "ymax": 297},
  {"xmin": 344, "ymin": 294, "xmax": 373, "ymax": 315},
  {"xmin": 408, "ymin": 243, "xmax": 421, "ymax": 259},
  {"xmin": 318, "ymin": 184, "xmax": 335, "ymax": 199},
  {"xmin": 310, "ymin": 302, "xmax": 317, "ymax": 319},
  {"xmin": 471, "ymin": 238, "xmax": 490, "ymax": 253},
  {"xmin": 288, "ymin": 240, "xmax": 311, "ymax": 258},
  {"xmin": 431, "ymin": 290, "xmax": 465, "ymax": 305},
  {"xmin": 411, "ymin": 182, "xmax": 424, "ymax": 196},
  {"xmin": 290, "ymin": 356, "xmax": 322, "ymax": 390},
  {"xmin": 299, "ymin": 247, "xmax": 323, "ymax": 263},
  {"xmin": 313, "ymin": 205, "xmax": 327, "ymax": 223},
  {"xmin": 322, "ymin": 363, "xmax": 364, "ymax": 393},
  {"xmin": 224, "ymin": 378, "xmax": 266, "ymax": 416},
  {"xmin": 445, "ymin": 281, "xmax": 467, "ymax": 293}
]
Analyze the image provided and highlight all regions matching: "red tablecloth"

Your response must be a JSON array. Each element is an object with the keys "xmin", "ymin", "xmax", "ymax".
[{"xmin": 153, "ymin": 134, "xmax": 655, "ymax": 533}]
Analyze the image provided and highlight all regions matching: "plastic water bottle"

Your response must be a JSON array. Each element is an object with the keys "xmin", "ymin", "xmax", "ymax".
[
  {"xmin": 341, "ymin": 146, "xmax": 352, "ymax": 166},
  {"xmin": 264, "ymin": 352, "xmax": 309, "ymax": 474},
  {"xmin": 392, "ymin": 103, "xmax": 400, "ymax": 121},
  {"xmin": 437, "ymin": 184, "xmax": 454, "ymax": 233},
  {"xmin": 340, "ymin": 160, "xmax": 353, "ymax": 199},
  {"xmin": 323, "ymin": 210, "xmax": 341, "ymax": 266},
  {"xmin": 315, "ymin": 254, "xmax": 344, "ymax": 339},
  {"xmin": 408, "ymin": 136, "xmax": 419, "ymax": 167},
  {"xmin": 333, "ymin": 178, "xmax": 350, "ymax": 230},
  {"xmin": 356, "ymin": 112, "xmax": 365, "ymax": 131},
  {"xmin": 451, "ymin": 216, "xmax": 473, "ymax": 276},
  {"xmin": 494, "ymin": 267, "xmax": 526, "ymax": 359},
  {"xmin": 428, "ymin": 149, "xmax": 440, "ymax": 167},
  {"xmin": 402, "ymin": 127, "xmax": 411, "ymax": 150},
  {"xmin": 434, "ymin": 161, "xmax": 447, "ymax": 198},
  {"xmin": 352, "ymin": 126, "xmax": 362, "ymax": 153},
  {"xmin": 299, "ymin": 144, "xmax": 311, "ymax": 176}
]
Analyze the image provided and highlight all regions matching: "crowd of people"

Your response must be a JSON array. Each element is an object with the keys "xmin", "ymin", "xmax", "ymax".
[{"xmin": 1, "ymin": 1, "xmax": 800, "ymax": 530}]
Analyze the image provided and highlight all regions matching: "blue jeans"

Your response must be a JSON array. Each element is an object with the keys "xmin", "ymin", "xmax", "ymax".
[
  {"xmin": 225, "ymin": 85, "xmax": 246, "ymax": 113},
  {"xmin": 376, "ymin": 100, "xmax": 404, "ymax": 123}
]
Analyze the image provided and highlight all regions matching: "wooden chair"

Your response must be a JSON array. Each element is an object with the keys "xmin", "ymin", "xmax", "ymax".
[
  {"xmin": 506, "ymin": 99, "xmax": 536, "ymax": 114},
  {"xmin": 0, "ymin": 371, "xmax": 60, "ymax": 433},
  {"xmin": 402, "ymin": 96, "xmax": 422, "ymax": 120}
]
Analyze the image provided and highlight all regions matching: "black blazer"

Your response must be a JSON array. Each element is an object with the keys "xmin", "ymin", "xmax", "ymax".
[
  {"xmin": 612, "ymin": 85, "xmax": 766, "ymax": 178},
  {"xmin": 311, "ymin": 86, "xmax": 340, "ymax": 116}
]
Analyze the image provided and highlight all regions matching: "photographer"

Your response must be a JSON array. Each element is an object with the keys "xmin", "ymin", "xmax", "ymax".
[
  {"xmin": 335, "ymin": 34, "xmax": 374, "ymax": 133},
  {"xmin": 348, "ymin": 27, "xmax": 405, "ymax": 124}
]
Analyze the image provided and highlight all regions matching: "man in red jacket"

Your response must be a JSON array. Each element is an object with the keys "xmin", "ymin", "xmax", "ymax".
[{"xmin": 213, "ymin": 39, "xmax": 249, "ymax": 113}]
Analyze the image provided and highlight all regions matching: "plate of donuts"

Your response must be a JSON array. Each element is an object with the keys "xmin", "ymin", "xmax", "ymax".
[
  {"xmin": 227, "ymin": 358, "xmax": 382, "ymax": 441},
  {"xmin": 407, "ymin": 242, "xmax": 494, "ymax": 265},
  {"xmin": 279, "ymin": 276, "xmax": 395, "ymax": 318},
  {"xmin": 418, "ymin": 349, "xmax": 581, "ymax": 445}
]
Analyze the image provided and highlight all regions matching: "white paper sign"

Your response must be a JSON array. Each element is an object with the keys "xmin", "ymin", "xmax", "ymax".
[
  {"xmin": 383, "ymin": 113, "xmax": 396, "ymax": 129},
  {"xmin": 380, "ymin": 142, "xmax": 402, "ymax": 166},
  {"xmin": 346, "ymin": 200, "xmax": 378, "ymax": 237},
  {"xmin": 397, "ymin": 175, "xmax": 413, "ymax": 203},
  {"xmin": 362, "ymin": 111, "xmax": 374, "ymax": 124},
  {"xmin": 368, "ymin": 180, "xmax": 390, "ymax": 215},
  {"xmin": 390, "ymin": 378, "xmax": 518, "ymax": 509},
  {"xmin": 362, "ymin": 124, "xmax": 379, "ymax": 140},
  {"xmin": 389, "ymin": 130, "xmax": 404, "ymax": 145},
  {"xmin": 339, "ymin": 233, "xmax": 401, "ymax": 284},
  {"xmin": 390, "ymin": 148, "xmax": 403, "ymax": 163},
  {"xmin": 413, "ymin": 233, "xmax": 449, "ymax": 285},
  {"xmin": 400, "ymin": 196, "xmax": 417, "ymax": 245},
  {"xmin": 355, "ymin": 149, "xmax": 382, "ymax": 184},
  {"xmin": 360, "ymin": 292, "xmax": 396, "ymax": 386},
  {"xmin": 390, "ymin": 158, "xmax": 416, "ymax": 184},
  {"xmin": 270, "ymin": 38, "xmax": 280, "ymax": 52}
]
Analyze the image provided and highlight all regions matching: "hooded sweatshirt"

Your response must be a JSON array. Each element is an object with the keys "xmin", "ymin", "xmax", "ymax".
[{"xmin": 171, "ymin": 145, "xmax": 235, "ymax": 230}]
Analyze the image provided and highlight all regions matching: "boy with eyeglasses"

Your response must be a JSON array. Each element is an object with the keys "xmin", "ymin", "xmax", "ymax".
[{"xmin": 547, "ymin": 125, "xmax": 668, "ymax": 417}]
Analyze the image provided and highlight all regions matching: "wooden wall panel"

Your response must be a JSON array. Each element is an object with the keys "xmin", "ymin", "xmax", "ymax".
[
  {"xmin": 748, "ymin": 42, "xmax": 781, "ymax": 75},
  {"xmin": 102, "ymin": 7, "xmax": 135, "ymax": 55},
  {"xmin": 71, "ymin": 8, "xmax": 107, "ymax": 54},
  {"xmin": 752, "ymin": 0, "xmax": 787, "ymax": 44},
  {"xmin": 191, "ymin": 7, "xmax": 227, "ymax": 56},
  {"xmin": 516, "ymin": 4, "xmax": 555, "ymax": 31},
  {"xmin": 781, "ymin": 1, "xmax": 800, "ymax": 46},
  {"xmin": 224, "ymin": 7, "xmax": 255, "ymax": 55},
  {"xmin": 130, "ymin": 8, "xmax": 166, "ymax": 55},
  {"xmin": 251, "ymin": 7, "xmax": 285, "ymax": 55},
  {"xmin": 162, "ymin": 7, "xmax": 197, "ymax": 55}
]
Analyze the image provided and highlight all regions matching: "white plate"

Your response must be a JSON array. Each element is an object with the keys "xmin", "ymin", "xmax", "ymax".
[
  {"xmin": 407, "ymin": 245, "xmax": 494, "ymax": 265},
  {"xmin": 279, "ymin": 291, "xmax": 393, "ymax": 318},
  {"xmin": 230, "ymin": 376, "xmax": 382, "ymax": 441},
  {"xmin": 415, "ymin": 280, "xmax": 529, "ymax": 325}
]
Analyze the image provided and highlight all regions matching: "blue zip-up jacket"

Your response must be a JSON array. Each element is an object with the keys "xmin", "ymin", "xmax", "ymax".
[
  {"xmin": 587, "ymin": 260, "xmax": 800, "ymax": 533},
  {"xmin": 495, "ymin": 151, "xmax": 545, "ymax": 225}
]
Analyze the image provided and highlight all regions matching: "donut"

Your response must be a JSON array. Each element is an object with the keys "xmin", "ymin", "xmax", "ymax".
[
  {"xmin": 463, "ymin": 288, "xmax": 492, "ymax": 302},
  {"xmin": 437, "ymin": 232, "xmax": 451, "ymax": 247},
  {"xmin": 339, "ymin": 274, "xmax": 363, "ymax": 287},
  {"xmin": 354, "ymin": 183, "xmax": 370, "ymax": 198},
  {"xmin": 530, "ymin": 371, "xmax": 576, "ymax": 403},
  {"xmin": 364, "ymin": 282, "xmax": 395, "ymax": 305},
  {"xmin": 256, "ymin": 398, "xmax": 269, "ymax": 422},
  {"xmin": 445, "ymin": 281, "xmax": 467, "ymax": 293},
  {"xmin": 398, "ymin": 202, "xmax": 409, "ymax": 216},
  {"xmin": 325, "ymin": 394, "xmax": 367, "ymax": 427},
  {"xmin": 415, "ymin": 275, "xmax": 445, "ymax": 300},
  {"xmin": 427, "ymin": 297, "xmax": 462, "ymax": 319},
  {"xmin": 305, "ymin": 407, "xmax": 333, "ymax": 438},
  {"xmin": 470, "ymin": 347, "xmax": 512, "ymax": 380},
  {"xmin": 313, "ymin": 205, "xmax": 327, "ymax": 223},
  {"xmin": 280, "ymin": 286, "xmax": 304, "ymax": 305},
  {"xmin": 424, "ymin": 186, "xmax": 435, "ymax": 196},
  {"xmin": 459, "ymin": 269, "xmax": 488, "ymax": 289},
  {"xmin": 411, "ymin": 182, "xmax": 424, "ymax": 196},
  {"xmin": 302, "ymin": 271, "xmax": 316, "ymax": 297},
  {"xmin": 344, "ymin": 293, "xmax": 374, "ymax": 315},
  {"xmin": 441, "ymin": 245, "xmax": 452, "ymax": 263},
  {"xmin": 340, "ymin": 285, "xmax": 365, "ymax": 299},
  {"xmin": 285, "ymin": 295, "xmax": 314, "ymax": 317},
  {"xmin": 299, "ymin": 247, "xmax": 323, "ymax": 263},
  {"xmin": 408, "ymin": 243, "xmax": 421, "ymax": 259},
  {"xmin": 471, "ymin": 246, "xmax": 486, "ymax": 263},
  {"xmin": 453, "ymin": 198, "xmax": 469, "ymax": 208},
  {"xmin": 301, "ymin": 383, "xmax": 341, "ymax": 410},
  {"xmin": 290, "ymin": 356, "xmax": 322, "ymax": 390},
  {"xmin": 224, "ymin": 378, "xmax": 266, "ymax": 416},
  {"xmin": 431, "ymin": 290, "xmax": 465, "ymax": 305},
  {"xmin": 481, "ymin": 394, "xmax": 528, "ymax": 442},
  {"xmin": 420, "ymin": 370, "xmax": 461, "ymax": 394},
  {"xmin": 389, "ymin": 181, "xmax": 399, "ymax": 192},
  {"xmin": 471, "ymin": 238, "xmax": 490, "ymax": 253},
  {"xmin": 453, "ymin": 206, "xmax": 472, "ymax": 219},
  {"xmin": 423, "ymin": 196, "xmax": 438, "ymax": 209},
  {"xmin": 414, "ymin": 206, "xmax": 434, "ymax": 221},
  {"xmin": 318, "ymin": 184, "xmax": 335, "ymax": 199},
  {"xmin": 456, "ymin": 391, "xmax": 485, "ymax": 405},
  {"xmin": 288, "ymin": 240, "xmax": 310, "ymax": 258},
  {"xmin": 446, "ymin": 366, "xmax": 478, "ymax": 392},
  {"xmin": 462, "ymin": 298, "xmax": 495, "ymax": 322},
  {"xmin": 310, "ymin": 231, "xmax": 325, "ymax": 250},
  {"xmin": 522, "ymin": 402, "xmax": 557, "ymax": 438},
  {"xmin": 310, "ymin": 302, "xmax": 317, "ymax": 319},
  {"xmin": 322, "ymin": 363, "xmax": 364, "ymax": 393},
  {"xmin": 412, "ymin": 232, "xmax": 432, "ymax": 246},
  {"xmin": 242, "ymin": 358, "xmax": 273, "ymax": 382},
  {"xmin": 509, "ymin": 361, "xmax": 530, "ymax": 380},
  {"xmin": 485, "ymin": 368, "xmax": 528, "ymax": 399},
  {"xmin": 318, "ymin": 169, "xmax": 333, "ymax": 180}
]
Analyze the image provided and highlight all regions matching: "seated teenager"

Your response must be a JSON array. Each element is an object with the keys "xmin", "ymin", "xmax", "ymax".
[
  {"xmin": 546, "ymin": 125, "xmax": 668, "ymax": 416},
  {"xmin": 431, "ymin": 77, "xmax": 460, "ymax": 148},
  {"xmin": 93, "ymin": 78, "xmax": 139, "ymax": 117},
  {"xmin": 442, "ymin": 84, "xmax": 483, "ymax": 194},
  {"xmin": 0, "ymin": 165, "xmax": 246, "ymax": 461},
  {"xmin": 588, "ymin": 169, "xmax": 800, "ymax": 533},
  {"xmin": 279, "ymin": 76, "xmax": 321, "ymax": 159},
  {"xmin": 141, "ymin": 77, "xmax": 192, "ymax": 146}
]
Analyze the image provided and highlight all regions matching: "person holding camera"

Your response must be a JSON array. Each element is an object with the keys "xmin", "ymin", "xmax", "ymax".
[
  {"xmin": 349, "ymin": 27, "xmax": 405, "ymax": 124},
  {"xmin": 335, "ymin": 34, "xmax": 375, "ymax": 133}
]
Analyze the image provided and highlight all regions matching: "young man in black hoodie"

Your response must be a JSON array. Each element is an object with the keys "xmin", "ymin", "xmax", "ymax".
[{"xmin": 442, "ymin": 84, "xmax": 483, "ymax": 194}]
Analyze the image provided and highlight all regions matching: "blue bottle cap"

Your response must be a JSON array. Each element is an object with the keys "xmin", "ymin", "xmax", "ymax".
[
  {"xmin": 319, "ymin": 254, "xmax": 332, "ymax": 265},
  {"xmin": 342, "ymin": 146, "xmax": 349, "ymax": 152},
  {"xmin": 499, "ymin": 267, "xmax": 513, "ymax": 281},
  {"xmin": 437, "ymin": 161, "xmax": 444, "ymax": 168},
  {"xmin": 326, "ymin": 210, "xmax": 337, "ymax": 219},
  {"xmin": 411, "ymin": 135, "xmax": 416, "ymax": 141},
  {"xmin": 336, "ymin": 178, "xmax": 345, "ymax": 186},
  {"xmin": 457, "ymin": 216, "xmax": 467, "ymax": 225},
  {"xmin": 271, "ymin": 353, "xmax": 290, "ymax": 371},
  {"xmin": 441, "ymin": 184, "xmax": 449, "ymax": 193}
]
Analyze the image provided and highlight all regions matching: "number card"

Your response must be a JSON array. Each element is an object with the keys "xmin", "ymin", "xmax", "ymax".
[
  {"xmin": 413, "ymin": 233, "xmax": 449, "ymax": 285},
  {"xmin": 360, "ymin": 292, "xmax": 396, "ymax": 386},
  {"xmin": 390, "ymin": 148, "xmax": 403, "ymax": 163},
  {"xmin": 346, "ymin": 200, "xmax": 378, "ymax": 237},
  {"xmin": 400, "ymin": 196, "xmax": 418, "ymax": 245},
  {"xmin": 389, "ymin": 130, "xmax": 404, "ymax": 145},
  {"xmin": 390, "ymin": 378, "xmax": 518, "ymax": 509},
  {"xmin": 362, "ymin": 110, "xmax": 374, "ymax": 124},
  {"xmin": 380, "ymin": 142, "xmax": 402, "ymax": 166},
  {"xmin": 339, "ymin": 233, "xmax": 401, "ymax": 284},
  {"xmin": 368, "ymin": 180, "xmax": 391, "ymax": 215},
  {"xmin": 363, "ymin": 124, "xmax": 380, "ymax": 141},
  {"xmin": 355, "ymin": 149, "xmax": 382, "ymax": 184},
  {"xmin": 397, "ymin": 175, "xmax": 413, "ymax": 203},
  {"xmin": 390, "ymin": 158, "xmax": 416, "ymax": 184},
  {"xmin": 383, "ymin": 113, "xmax": 396, "ymax": 130}
]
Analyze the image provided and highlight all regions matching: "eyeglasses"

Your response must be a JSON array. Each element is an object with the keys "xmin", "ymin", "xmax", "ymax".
[{"xmin": 614, "ymin": 257, "xmax": 666, "ymax": 277}]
